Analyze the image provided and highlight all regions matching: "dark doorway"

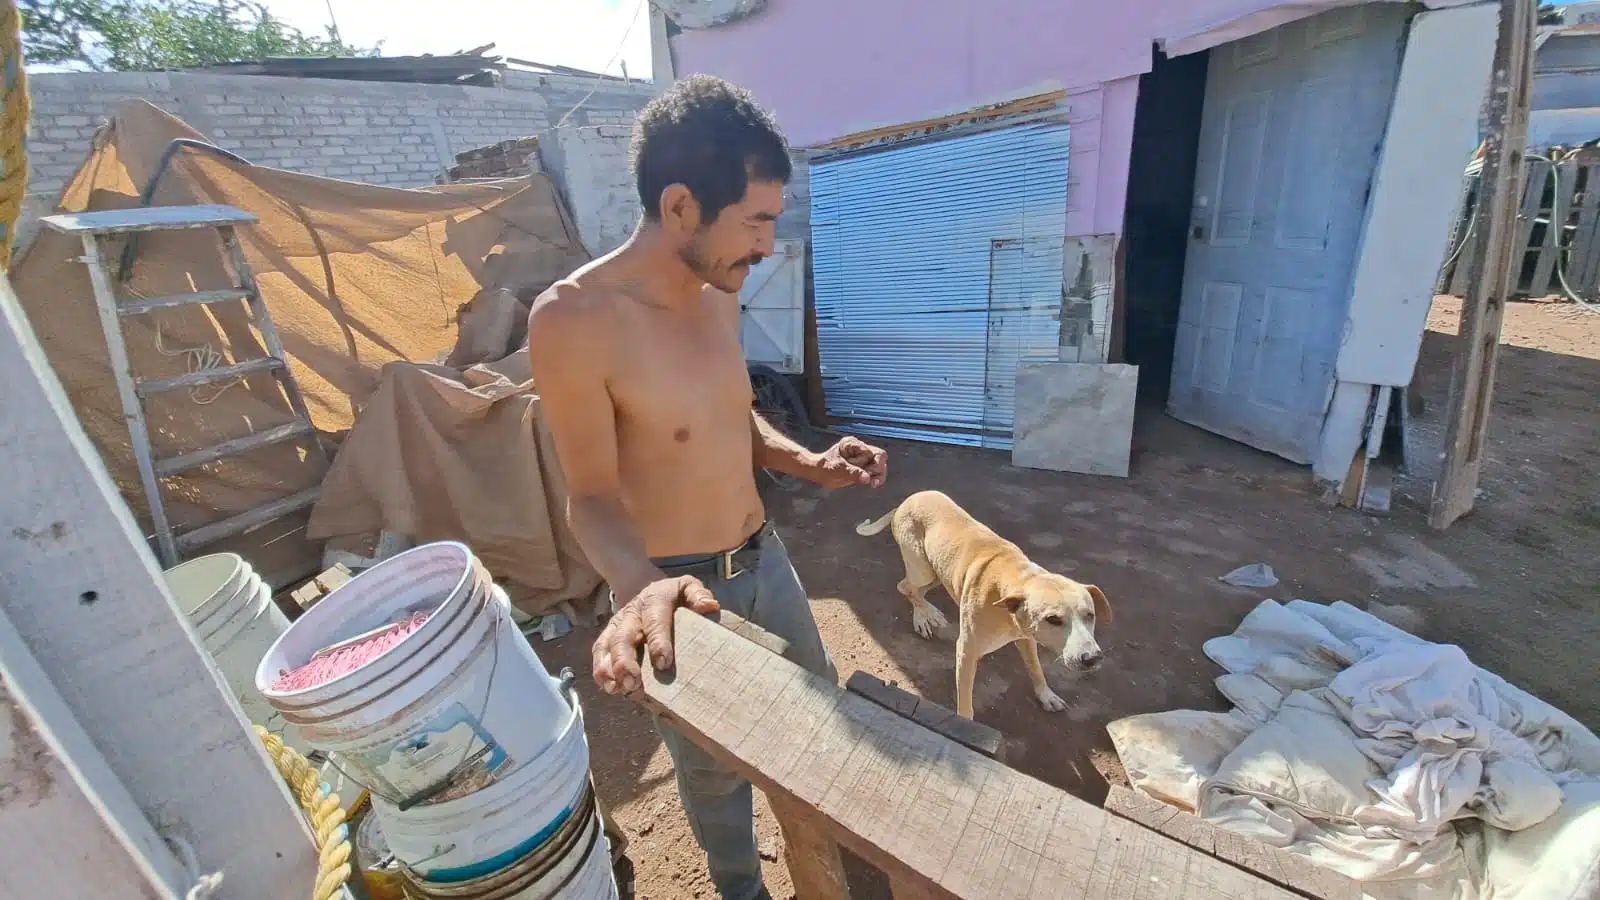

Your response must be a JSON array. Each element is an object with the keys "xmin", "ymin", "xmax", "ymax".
[{"xmin": 1122, "ymin": 47, "xmax": 1209, "ymax": 403}]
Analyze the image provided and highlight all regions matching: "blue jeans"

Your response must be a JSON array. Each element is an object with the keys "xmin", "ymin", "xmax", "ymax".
[{"xmin": 636, "ymin": 528, "xmax": 836, "ymax": 900}]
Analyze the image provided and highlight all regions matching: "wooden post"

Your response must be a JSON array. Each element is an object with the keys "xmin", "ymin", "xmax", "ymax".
[
  {"xmin": 769, "ymin": 793, "xmax": 851, "ymax": 899},
  {"xmin": 0, "ymin": 270, "xmax": 317, "ymax": 897},
  {"xmin": 1430, "ymin": 0, "xmax": 1535, "ymax": 529}
]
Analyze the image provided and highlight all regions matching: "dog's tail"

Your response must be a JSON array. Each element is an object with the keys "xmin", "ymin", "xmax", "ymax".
[{"xmin": 855, "ymin": 509, "xmax": 895, "ymax": 537}]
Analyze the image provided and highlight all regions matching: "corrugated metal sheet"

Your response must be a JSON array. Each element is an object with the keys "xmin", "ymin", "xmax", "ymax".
[{"xmin": 810, "ymin": 119, "xmax": 1070, "ymax": 448}]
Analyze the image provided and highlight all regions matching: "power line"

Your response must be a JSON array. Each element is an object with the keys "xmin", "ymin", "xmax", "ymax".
[{"xmin": 552, "ymin": 0, "xmax": 647, "ymax": 130}]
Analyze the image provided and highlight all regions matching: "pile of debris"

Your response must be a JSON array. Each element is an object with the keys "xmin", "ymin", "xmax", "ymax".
[{"xmin": 439, "ymin": 136, "xmax": 543, "ymax": 183}]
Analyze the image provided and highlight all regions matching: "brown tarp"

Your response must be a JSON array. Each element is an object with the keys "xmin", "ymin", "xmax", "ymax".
[
  {"xmin": 306, "ymin": 349, "xmax": 600, "ymax": 608},
  {"xmin": 11, "ymin": 100, "xmax": 598, "ymax": 607}
]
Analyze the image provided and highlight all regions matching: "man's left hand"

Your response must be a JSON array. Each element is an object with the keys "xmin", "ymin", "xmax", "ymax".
[{"xmin": 808, "ymin": 436, "xmax": 888, "ymax": 489}]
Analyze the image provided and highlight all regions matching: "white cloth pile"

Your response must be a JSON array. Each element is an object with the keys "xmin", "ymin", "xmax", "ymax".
[{"xmin": 1108, "ymin": 600, "xmax": 1600, "ymax": 900}]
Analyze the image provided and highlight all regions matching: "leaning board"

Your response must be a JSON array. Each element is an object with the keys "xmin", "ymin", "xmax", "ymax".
[{"xmin": 637, "ymin": 609, "xmax": 1299, "ymax": 899}]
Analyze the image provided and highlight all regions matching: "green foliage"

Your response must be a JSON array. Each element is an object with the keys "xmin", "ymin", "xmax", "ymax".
[{"xmin": 20, "ymin": 0, "xmax": 379, "ymax": 71}]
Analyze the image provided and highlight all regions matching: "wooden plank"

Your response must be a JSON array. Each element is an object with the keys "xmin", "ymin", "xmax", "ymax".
[
  {"xmin": 1570, "ymin": 162, "xmax": 1600, "ymax": 297},
  {"xmin": 40, "ymin": 204, "xmax": 258, "ymax": 234},
  {"xmin": 175, "ymin": 486, "xmax": 321, "ymax": 552},
  {"xmin": 845, "ymin": 671, "xmax": 1002, "ymax": 758},
  {"xmin": 118, "ymin": 286, "xmax": 253, "ymax": 315},
  {"xmin": 715, "ymin": 609, "xmax": 791, "ymax": 657},
  {"xmin": 218, "ymin": 224, "xmax": 331, "ymax": 470},
  {"xmin": 1430, "ymin": 0, "xmax": 1535, "ymax": 530},
  {"xmin": 77, "ymin": 235, "xmax": 177, "ymax": 566},
  {"xmin": 769, "ymin": 793, "xmax": 850, "ymax": 900},
  {"xmin": 891, "ymin": 873, "xmax": 943, "ymax": 900},
  {"xmin": 1531, "ymin": 157, "xmax": 1577, "ymax": 295},
  {"xmin": 635, "ymin": 609, "xmax": 1297, "ymax": 900},
  {"xmin": 816, "ymin": 91, "xmax": 1068, "ymax": 152},
  {"xmin": 1514, "ymin": 159, "xmax": 1547, "ymax": 296},
  {"xmin": 154, "ymin": 421, "xmax": 316, "ymax": 477},
  {"xmin": 135, "ymin": 355, "xmax": 283, "ymax": 396},
  {"xmin": 0, "ymin": 270, "xmax": 317, "ymax": 896},
  {"xmin": 1104, "ymin": 787, "xmax": 1361, "ymax": 900},
  {"xmin": 1084, "ymin": 813, "xmax": 1299, "ymax": 899}
]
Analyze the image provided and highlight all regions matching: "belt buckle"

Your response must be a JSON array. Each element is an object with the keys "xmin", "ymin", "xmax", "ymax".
[{"xmin": 719, "ymin": 550, "xmax": 739, "ymax": 581}]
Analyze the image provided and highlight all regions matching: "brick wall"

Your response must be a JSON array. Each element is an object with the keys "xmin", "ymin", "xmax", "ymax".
[{"xmin": 25, "ymin": 70, "xmax": 657, "ymax": 198}]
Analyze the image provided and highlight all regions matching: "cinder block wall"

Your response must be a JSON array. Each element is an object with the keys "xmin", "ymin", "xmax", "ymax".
[
  {"xmin": 538, "ymin": 124, "xmax": 639, "ymax": 255},
  {"xmin": 24, "ymin": 72, "xmax": 809, "ymax": 265},
  {"xmin": 25, "ymin": 70, "xmax": 657, "ymax": 197}
]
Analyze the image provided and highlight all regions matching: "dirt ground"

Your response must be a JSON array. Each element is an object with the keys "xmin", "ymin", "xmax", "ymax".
[{"xmin": 538, "ymin": 295, "xmax": 1600, "ymax": 900}]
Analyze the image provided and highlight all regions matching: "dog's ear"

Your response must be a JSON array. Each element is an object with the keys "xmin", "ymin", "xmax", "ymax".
[
  {"xmin": 1087, "ymin": 585, "xmax": 1112, "ymax": 626},
  {"xmin": 1002, "ymin": 594, "xmax": 1026, "ymax": 614}
]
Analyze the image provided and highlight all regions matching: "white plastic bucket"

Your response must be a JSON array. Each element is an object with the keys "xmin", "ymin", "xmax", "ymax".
[
  {"xmin": 396, "ymin": 788, "xmax": 619, "ymax": 900},
  {"xmin": 256, "ymin": 542, "xmax": 571, "ymax": 840},
  {"xmin": 164, "ymin": 554, "xmax": 297, "ymax": 744},
  {"xmin": 375, "ymin": 696, "xmax": 591, "ymax": 880}
]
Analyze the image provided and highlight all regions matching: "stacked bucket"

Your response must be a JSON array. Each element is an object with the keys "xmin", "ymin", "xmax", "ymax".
[
  {"xmin": 255, "ymin": 542, "xmax": 618, "ymax": 900},
  {"xmin": 163, "ymin": 553, "xmax": 307, "ymax": 752}
]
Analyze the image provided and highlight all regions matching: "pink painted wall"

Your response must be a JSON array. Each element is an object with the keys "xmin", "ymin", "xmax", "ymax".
[{"xmin": 670, "ymin": 0, "xmax": 1227, "ymax": 235}]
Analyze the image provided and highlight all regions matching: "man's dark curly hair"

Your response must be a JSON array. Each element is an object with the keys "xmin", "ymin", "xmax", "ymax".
[{"xmin": 631, "ymin": 74, "xmax": 791, "ymax": 225}]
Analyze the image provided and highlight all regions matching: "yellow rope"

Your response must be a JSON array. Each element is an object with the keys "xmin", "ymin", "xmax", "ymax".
[
  {"xmin": 0, "ymin": 0, "xmax": 29, "ymax": 272},
  {"xmin": 255, "ymin": 726, "xmax": 355, "ymax": 900}
]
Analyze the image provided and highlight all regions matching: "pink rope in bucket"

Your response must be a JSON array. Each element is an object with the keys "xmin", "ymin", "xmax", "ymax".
[{"xmin": 273, "ymin": 610, "xmax": 433, "ymax": 692}]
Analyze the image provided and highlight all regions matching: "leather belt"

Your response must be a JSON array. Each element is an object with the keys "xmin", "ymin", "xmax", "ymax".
[{"xmin": 654, "ymin": 522, "xmax": 770, "ymax": 584}]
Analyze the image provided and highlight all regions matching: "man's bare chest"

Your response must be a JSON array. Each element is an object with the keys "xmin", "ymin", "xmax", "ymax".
[{"xmin": 608, "ymin": 314, "xmax": 752, "ymax": 438}]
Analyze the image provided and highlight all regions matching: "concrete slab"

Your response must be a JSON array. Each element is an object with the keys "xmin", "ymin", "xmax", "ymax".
[{"xmin": 1012, "ymin": 362, "xmax": 1138, "ymax": 478}]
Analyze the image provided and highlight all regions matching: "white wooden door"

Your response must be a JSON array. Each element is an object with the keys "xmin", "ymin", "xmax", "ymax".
[
  {"xmin": 739, "ymin": 238, "xmax": 806, "ymax": 374},
  {"xmin": 1168, "ymin": 5, "xmax": 1409, "ymax": 463}
]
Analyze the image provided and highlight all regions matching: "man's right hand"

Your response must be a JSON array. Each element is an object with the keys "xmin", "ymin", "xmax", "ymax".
[{"xmin": 592, "ymin": 575, "xmax": 721, "ymax": 694}]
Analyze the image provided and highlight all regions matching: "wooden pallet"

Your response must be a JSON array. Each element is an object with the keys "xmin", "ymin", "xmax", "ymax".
[{"xmin": 634, "ymin": 609, "xmax": 1304, "ymax": 899}]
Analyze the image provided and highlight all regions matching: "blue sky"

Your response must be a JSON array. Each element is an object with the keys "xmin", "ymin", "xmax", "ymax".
[{"xmin": 260, "ymin": 0, "xmax": 652, "ymax": 77}]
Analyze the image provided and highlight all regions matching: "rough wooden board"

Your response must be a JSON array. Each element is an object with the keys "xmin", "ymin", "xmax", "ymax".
[
  {"xmin": 890, "ymin": 873, "xmax": 943, "ymax": 900},
  {"xmin": 1086, "ymin": 813, "xmax": 1300, "ymax": 899},
  {"xmin": 817, "ymin": 91, "xmax": 1068, "ymax": 151},
  {"xmin": 635, "ymin": 610, "xmax": 1298, "ymax": 900},
  {"xmin": 40, "ymin": 204, "xmax": 257, "ymax": 234},
  {"xmin": 1431, "ymin": 0, "xmax": 1535, "ymax": 529},
  {"xmin": 715, "ymin": 609, "xmax": 791, "ymax": 657},
  {"xmin": 845, "ymin": 671, "xmax": 1002, "ymax": 758},
  {"xmin": 1104, "ymin": 787, "xmax": 1360, "ymax": 900}
]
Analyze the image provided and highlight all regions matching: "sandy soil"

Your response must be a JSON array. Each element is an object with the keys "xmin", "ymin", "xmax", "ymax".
[{"xmin": 537, "ymin": 296, "xmax": 1600, "ymax": 899}]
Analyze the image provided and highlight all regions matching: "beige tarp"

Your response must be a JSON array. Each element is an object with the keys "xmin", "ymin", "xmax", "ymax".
[
  {"xmin": 11, "ymin": 100, "xmax": 598, "ymax": 605},
  {"xmin": 306, "ymin": 349, "xmax": 600, "ymax": 609}
]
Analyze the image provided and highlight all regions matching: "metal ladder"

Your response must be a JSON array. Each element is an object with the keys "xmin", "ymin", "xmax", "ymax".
[{"xmin": 41, "ymin": 204, "xmax": 326, "ymax": 568}]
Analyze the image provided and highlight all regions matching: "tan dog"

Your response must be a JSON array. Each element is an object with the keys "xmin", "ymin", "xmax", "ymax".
[{"xmin": 856, "ymin": 490, "xmax": 1111, "ymax": 720}]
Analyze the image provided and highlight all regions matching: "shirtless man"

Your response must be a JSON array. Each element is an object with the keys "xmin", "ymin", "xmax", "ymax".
[{"xmin": 528, "ymin": 75, "xmax": 887, "ymax": 900}]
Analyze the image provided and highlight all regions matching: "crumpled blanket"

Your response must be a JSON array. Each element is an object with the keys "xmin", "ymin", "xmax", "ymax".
[
  {"xmin": 1108, "ymin": 600, "xmax": 1600, "ymax": 900},
  {"xmin": 1329, "ymin": 642, "xmax": 1566, "ymax": 841}
]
